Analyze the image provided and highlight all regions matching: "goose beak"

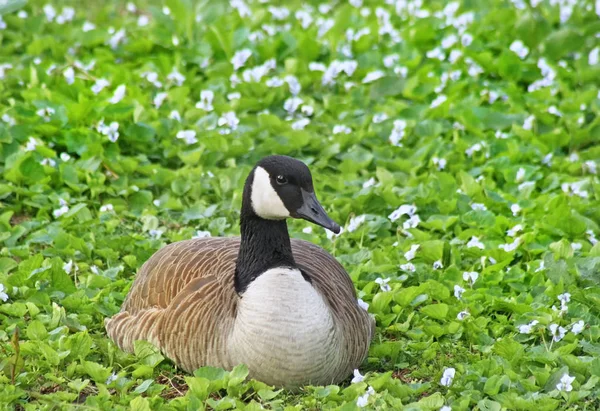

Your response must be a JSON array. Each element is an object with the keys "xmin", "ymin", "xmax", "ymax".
[{"xmin": 294, "ymin": 189, "xmax": 341, "ymax": 234}]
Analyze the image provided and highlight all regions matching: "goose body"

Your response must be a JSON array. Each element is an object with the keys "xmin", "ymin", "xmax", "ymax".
[{"xmin": 105, "ymin": 156, "xmax": 374, "ymax": 389}]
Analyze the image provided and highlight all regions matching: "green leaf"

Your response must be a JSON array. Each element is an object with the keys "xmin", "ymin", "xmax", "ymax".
[
  {"xmin": 420, "ymin": 304, "xmax": 448, "ymax": 320},
  {"xmin": 133, "ymin": 340, "xmax": 164, "ymax": 368}
]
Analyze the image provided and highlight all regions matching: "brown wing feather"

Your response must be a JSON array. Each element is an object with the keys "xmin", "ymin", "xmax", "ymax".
[{"xmin": 105, "ymin": 237, "xmax": 373, "ymax": 375}]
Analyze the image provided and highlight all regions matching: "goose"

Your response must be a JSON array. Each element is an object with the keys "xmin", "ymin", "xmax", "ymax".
[{"xmin": 105, "ymin": 155, "xmax": 375, "ymax": 389}]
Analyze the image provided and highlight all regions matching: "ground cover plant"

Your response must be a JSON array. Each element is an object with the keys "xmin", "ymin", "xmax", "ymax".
[{"xmin": 1, "ymin": 0, "xmax": 600, "ymax": 409}]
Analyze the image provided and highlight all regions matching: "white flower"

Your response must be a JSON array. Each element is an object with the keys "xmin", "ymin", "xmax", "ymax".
[
  {"xmin": 356, "ymin": 386, "xmax": 374, "ymax": 408},
  {"xmin": 193, "ymin": 230, "xmax": 211, "ymax": 239},
  {"xmin": 167, "ymin": 68, "xmax": 185, "ymax": 86},
  {"xmin": 351, "ymin": 369, "xmax": 365, "ymax": 384},
  {"xmin": 440, "ymin": 368, "xmax": 455, "ymax": 387},
  {"xmin": 511, "ymin": 203, "xmax": 521, "ymax": 216},
  {"xmin": 227, "ymin": 92, "xmax": 241, "ymax": 101},
  {"xmin": 454, "ymin": 285, "xmax": 465, "ymax": 299},
  {"xmin": 357, "ymin": 298, "xmax": 369, "ymax": 311},
  {"xmin": 141, "ymin": 71, "xmax": 162, "ymax": 88},
  {"xmin": 25, "ymin": 137, "xmax": 39, "ymax": 152},
  {"xmin": 518, "ymin": 320, "xmax": 539, "ymax": 334},
  {"xmin": 97, "ymin": 120, "xmax": 120, "ymax": 142},
  {"xmin": 302, "ymin": 226, "xmax": 312, "ymax": 234},
  {"xmin": 325, "ymin": 226, "xmax": 343, "ymax": 240},
  {"xmin": 43, "ymin": 4, "xmax": 57, "ymax": 21},
  {"xmin": 375, "ymin": 277, "xmax": 391, "ymax": 292},
  {"xmin": 172, "ymin": 35, "xmax": 180, "ymax": 46},
  {"xmin": 18, "ymin": 10, "xmax": 28, "ymax": 18},
  {"xmin": 309, "ymin": 62, "xmax": 327, "ymax": 72},
  {"xmin": 465, "ymin": 142, "xmax": 483, "ymax": 157},
  {"xmin": 584, "ymin": 161, "xmax": 597, "ymax": 175},
  {"xmin": 589, "ymin": 47, "xmax": 599, "ymax": 66},
  {"xmin": 432, "ymin": 157, "xmax": 447, "ymax": 170},
  {"xmin": 403, "ymin": 215, "xmax": 421, "ymax": 230},
  {"xmin": 571, "ymin": 320, "xmax": 584, "ymax": 335},
  {"xmin": 457, "ymin": 310, "xmax": 469, "ymax": 320},
  {"xmin": 40, "ymin": 158, "xmax": 56, "ymax": 167},
  {"xmin": 549, "ymin": 323, "xmax": 567, "ymax": 342},
  {"xmin": 109, "ymin": 29, "xmax": 126, "ymax": 49},
  {"xmin": 63, "ymin": 67, "xmax": 75, "ymax": 84},
  {"xmin": 36, "ymin": 107, "xmax": 55, "ymax": 122},
  {"xmin": 196, "ymin": 90, "xmax": 214, "ymax": 111},
  {"xmin": 507, "ymin": 224, "xmax": 523, "ymax": 237},
  {"xmin": 0, "ymin": 283, "xmax": 8, "ymax": 302},
  {"xmin": 333, "ymin": 125, "xmax": 351, "ymax": 135},
  {"xmin": 176, "ymin": 130, "xmax": 198, "ymax": 145},
  {"xmin": 60, "ymin": 153, "xmax": 71, "ymax": 162},
  {"xmin": 285, "ymin": 75, "xmax": 301, "ymax": 95},
  {"xmin": 442, "ymin": 34, "xmax": 458, "ymax": 49},
  {"xmin": 138, "ymin": 15, "xmax": 150, "ymax": 27},
  {"xmin": 467, "ymin": 236, "xmax": 485, "ymax": 250},
  {"xmin": 471, "ymin": 203, "xmax": 486, "ymax": 211},
  {"xmin": 218, "ymin": 112, "xmax": 240, "ymax": 130},
  {"xmin": 153, "ymin": 92, "xmax": 168, "ymax": 109},
  {"xmin": 373, "ymin": 113, "xmax": 388, "ymax": 123},
  {"xmin": 389, "ymin": 204, "xmax": 417, "ymax": 222},
  {"xmin": 109, "ymin": 85, "xmax": 126, "ymax": 104},
  {"xmin": 149, "ymin": 229, "xmax": 162, "ymax": 239},
  {"xmin": 2, "ymin": 113, "xmax": 16, "ymax": 126},
  {"xmin": 499, "ymin": 237, "xmax": 520, "ymax": 252},
  {"xmin": 91, "ymin": 78, "xmax": 110, "ymax": 94},
  {"xmin": 231, "ymin": 0, "xmax": 252, "ymax": 18},
  {"xmin": 266, "ymin": 76, "xmax": 284, "ymax": 87},
  {"xmin": 63, "ymin": 259, "xmax": 73, "ymax": 274},
  {"xmin": 291, "ymin": 118, "xmax": 310, "ymax": 130},
  {"xmin": 463, "ymin": 271, "xmax": 479, "ymax": 285},
  {"xmin": 404, "ymin": 244, "xmax": 420, "ymax": 261},
  {"xmin": 362, "ymin": 178, "xmax": 377, "ymax": 189},
  {"xmin": 548, "ymin": 106, "xmax": 562, "ymax": 117},
  {"xmin": 284, "ymin": 97, "xmax": 303, "ymax": 113},
  {"xmin": 362, "ymin": 70, "xmax": 385, "ymax": 83},
  {"xmin": 389, "ymin": 119, "xmax": 407, "ymax": 146},
  {"xmin": 400, "ymin": 263, "xmax": 416, "ymax": 272},
  {"xmin": 449, "ymin": 49, "xmax": 463, "ymax": 63},
  {"xmin": 440, "ymin": 407, "xmax": 451, "ymax": 411},
  {"xmin": 461, "ymin": 33, "xmax": 473, "ymax": 46},
  {"xmin": 556, "ymin": 374, "xmax": 575, "ymax": 392},
  {"xmin": 516, "ymin": 167, "xmax": 526, "ymax": 182},
  {"xmin": 348, "ymin": 215, "xmax": 367, "ymax": 232},
  {"xmin": 558, "ymin": 293, "xmax": 571, "ymax": 305},
  {"xmin": 572, "ymin": 242, "xmax": 582, "ymax": 252},
  {"xmin": 99, "ymin": 204, "xmax": 114, "ymax": 212},
  {"xmin": 232, "ymin": 49, "xmax": 252, "ymax": 70},
  {"xmin": 295, "ymin": 10, "xmax": 313, "ymax": 29},
  {"xmin": 301, "ymin": 105, "xmax": 314, "ymax": 117},
  {"xmin": 431, "ymin": 95, "xmax": 447, "ymax": 108},
  {"xmin": 510, "ymin": 40, "xmax": 529, "ymax": 59},
  {"xmin": 433, "ymin": 260, "xmax": 443, "ymax": 270}
]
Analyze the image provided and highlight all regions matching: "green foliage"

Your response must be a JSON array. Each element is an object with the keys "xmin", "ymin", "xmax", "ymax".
[{"xmin": 1, "ymin": 0, "xmax": 600, "ymax": 409}]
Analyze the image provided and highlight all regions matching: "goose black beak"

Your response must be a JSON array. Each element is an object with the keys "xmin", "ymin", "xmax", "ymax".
[{"xmin": 294, "ymin": 189, "xmax": 341, "ymax": 234}]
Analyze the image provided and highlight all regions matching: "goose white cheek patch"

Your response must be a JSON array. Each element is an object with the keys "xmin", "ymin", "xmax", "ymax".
[{"xmin": 251, "ymin": 166, "xmax": 290, "ymax": 219}]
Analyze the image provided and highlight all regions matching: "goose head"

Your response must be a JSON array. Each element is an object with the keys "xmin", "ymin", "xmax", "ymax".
[{"xmin": 244, "ymin": 155, "xmax": 341, "ymax": 233}]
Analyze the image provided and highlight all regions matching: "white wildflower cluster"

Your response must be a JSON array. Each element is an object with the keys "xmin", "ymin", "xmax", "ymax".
[
  {"xmin": 356, "ymin": 386, "xmax": 375, "ymax": 408},
  {"xmin": 389, "ymin": 120, "xmax": 407, "ymax": 146},
  {"xmin": 467, "ymin": 236, "xmax": 485, "ymax": 250},
  {"xmin": 528, "ymin": 58, "xmax": 556, "ymax": 93},
  {"xmin": 97, "ymin": 119, "xmax": 119, "ymax": 142},
  {"xmin": 319, "ymin": 60, "xmax": 358, "ymax": 86},
  {"xmin": 347, "ymin": 215, "xmax": 367, "ymax": 233},
  {"xmin": 463, "ymin": 271, "xmax": 478, "ymax": 286},
  {"xmin": 561, "ymin": 181, "xmax": 589, "ymax": 199},
  {"xmin": 375, "ymin": 277, "xmax": 391, "ymax": 292},
  {"xmin": 176, "ymin": 130, "xmax": 197, "ymax": 145},
  {"xmin": 388, "ymin": 204, "xmax": 420, "ymax": 231}
]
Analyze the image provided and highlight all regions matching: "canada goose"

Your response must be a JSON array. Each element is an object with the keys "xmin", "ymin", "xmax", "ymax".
[{"xmin": 105, "ymin": 155, "xmax": 375, "ymax": 389}]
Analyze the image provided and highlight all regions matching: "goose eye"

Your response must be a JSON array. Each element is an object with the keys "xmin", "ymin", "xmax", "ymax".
[{"xmin": 276, "ymin": 175, "xmax": 288, "ymax": 185}]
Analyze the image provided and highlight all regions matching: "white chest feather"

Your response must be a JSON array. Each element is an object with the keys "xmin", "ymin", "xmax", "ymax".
[{"xmin": 228, "ymin": 267, "xmax": 341, "ymax": 387}]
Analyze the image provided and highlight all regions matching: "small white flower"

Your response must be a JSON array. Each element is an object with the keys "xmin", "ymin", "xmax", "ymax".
[
  {"xmin": 404, "ymin": 244, "xmax": 420, "ymax": 261},
  {"xmin": 516, "ymin": 167, "xmax": 526, "ymax": 182},
  {"xmin": 63, "ymin": 259, "xmax": 74, "ymax": 274},
  {"xmin": 63, "ymin": 67, "xmax": 75, "ymax": 84},
  {"xmin": 440, "ymin": 368, "xmax": 455, "ymax": 387},
  {"xmin": 518, "ymin": 320, "xmax": 539, "ymax": 334},
  {"xmin": 108, "ymin": 29, "xmax": 126, "ymax": 49},
  {"xmin": 227, "ymin": 92, "xmax": 241, "ymax": 101},
  {"xmin": 218, "ymin": 112, "xmax": 240, "ymax": 130},
  {"xmin": 18, "ymin": 10, "xmax": 28, "ymax": 18},
  {"xmin": 285, "ymin": 75, "xmax": 301, "ymax": 95},
  {"xmin": 109, "ymin": 85, "xmax": 126, "ymax": 104},
  {"xmin": 507, "ymin": 224, "xmax": 523, "ymax": 237},
  {"xmin": 231, "ymin": 0, "xmax": 251, "ymax": 18},
  {"xmin": 351, "ymin": 369, "xmax": 365, "ymax": 384},
  {"xmin": 362, "ymin": 177, "xmax": 376, "ymax": 189},
  {"xmin": 389, "ymin": 119, "xmax": 407, "ymax": 146},
  {"xmin": 431, "ymin": 95, "xmax": 447, "ymax": 109},
  {"xmin": 433, "ymin": 260, "xmax": 443, "ymax": 270},
  {"xmin": 301, "ymin": 105, "xmax": 314, "ymax": 117},
  {"xmin": 584, "ymin": 161, "xmax": 597, "ymax": 175},
  {"xmin": 375, "ymin": 277, "xmax": 391, "ymax": 292},
  {"xmin": 388, "ymin": 204, "xmax": 417, "ymax": 222},
  {"xmin": 548, "ymin": 106, "xmax": 562, "ymax": 117},
  {"xmin": 333, "ymin": 125, "xmax": 352, "ymax": 135},
  {"xmin": 542, "ymin": 153, "xmax": 553, "ymax": 166},
  {"xmin": 97, "ymin": 121, "xmax": 120, "ymax": 142},
  {"xmin": 302, "ymin": 226, "xmax": 313, "ymax": 234},
  {"xmin": 461, "ymin": 33, "xmax": 473, "ymax": 46},
  {"xmin": 465, "ymin": 142, "xmax": 483, "ymax": 157},
  {"xmin": 127, "ymin": 2, "xmax": 137, "ymax": 12},
  {"xmin": 463, "ymin": 271, "xmax": 479, "ymax": 285},
  {"xmin": 231, "ymin": 49, "xmax": 252, "ymax": 70},
  {"xmin": 169, "ymin": 110, "xmax": 182, "ymax": 122},
  {"xmin": 60, "ymin": 153, "xmax": 71, "ymax": 162},
  {"xmin": 1, "ymin": 113, "xmax": 16, "ymax": 126},
  {"xmin": 403, "ymin": 214, "xmax": 421, "ymax": 230},
  {"xmin": 25, "ymin": 137, "xmax": 39, "ymax": 152},
  {"xmin": 467, "ymin": 236, "xmax": 485, "ymax": 250},
  {"xmin": 296, "ymin": 10, "xmax": 313, "ymax": 29},
  {"xmin": 40, "ymin": 158, "xmax": 56, "ymax": 167},
  {"xmin": 571, "ymin": 320, "xmax": 585, "ymax": 335},
  {"xmin": 356, "ymin": 386, "xmax": 374, "ymax": 408},
  {"xmin": 138, "ymin": 15, "xmax": 150, "ymax": 27},
  {"xmin": 91, "ymin": 78, "xmax": 110, "ymax": 94},
  {"xmin": 149, "ymin": 229, "xmax": 162, "ymax": 239},
  {"xmin": 141, "ymin": 71, "xmax": 162, "ymax": 88},
  {"xmin": 196, "ymin": 90, "xmax": 214, "ymax": 111},
  {"xmin": 400, "ymin": 262, "xmax": 416, "ymax": 272},
  {"xmin": 589, "ymin": 47, "xmax": 599, "ymax": 66},
  {"xmin": 357, "ymin": 298, "xmax": 369, "ymax": 311},
  {"xmin": 373, "ymin": 113, "xmax": 388, "ymax": 123},
  {"xmin": 510, "ymin": 40, "xmax": 529, "ymax": 59},
  {"xmin": 167, "ymin": 68, "xmax": 185, "ymax": 86},
  {"xmin": 432, "ymin": 157, "xmax": 447, "ymax": 170},
  {"xmin": 36, "ymin": 107, "xmax": 55, "ymax": 122},
  {"xmin": 457, "ymin": 310, "xmax": 469, "ymax": 320},
  {"xmin": 348, "ymin": 215, "xmax": 367, "ymax": 233},
  {"xmin": 193, "ymin": 230, "xmax": 211, "ymax": 239},
  {"xmin": 549, "ymin": 323, "xmax": 567, "ymax": 342},
  {"xmin": 454, "ymin": 285, "xmax": 465, "ymax": 299},
  {"xmin": 440, "ymin": 407, "xmax": 451, "ymax": 411},
  {"xmin": 284, "ymin": 97, "xmax": 303, "ymax": 113},
  {"xmin": 556, "ymin": 374, "xmax": 575, "ymax": 392},
  {"xmin": 176, "ymin": 130, "xmax": 198, "ymax": 145},
  {"xmin": 153, "ymin": 92, "xmax": 168, "ymax": 109},
  {"xmin": 43, "ymin": 4, "xmax": 57, "ymax": 21},
  {"xmin": 499, "ymin": 237, "xmax": 520, "ymax": 252},
  {"xmin": 558, "ymin": 293, "xmax": 571, "ymax": 305},
  {"xmin": 471, "ymin": 203, "xmax": 487, "ymax": 211},
  {"xmin": 291, "ymin": 118, "xmax": 310, "ymax": 130},
  {"xmin": 362, "ymin": 70, "xmax": 385, "ymax": 83},
  {"xmin": 0, "ymin": 283, "xmax": 9, "ymax": 302},
  {"xmin": 511, "ymin": 203, "xmax": 521, "ymax": 216}
]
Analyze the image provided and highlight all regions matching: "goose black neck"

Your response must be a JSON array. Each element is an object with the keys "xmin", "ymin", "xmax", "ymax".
[{"xmin": 234, "ymin": 172, "xmax": 296, "ymax": 294}]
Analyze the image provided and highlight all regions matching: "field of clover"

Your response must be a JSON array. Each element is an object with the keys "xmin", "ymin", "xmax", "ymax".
[{"xmin": 1, "ymin": 0, "xmax": 600, "ymax": 409}]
